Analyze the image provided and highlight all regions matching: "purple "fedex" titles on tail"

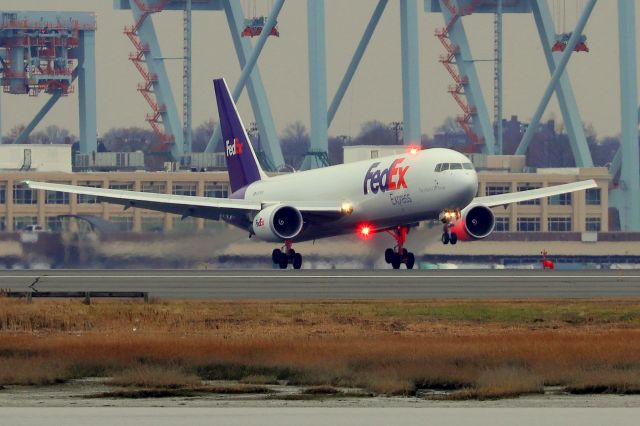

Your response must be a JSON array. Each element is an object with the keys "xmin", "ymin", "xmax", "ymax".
[{"xmin": 213, "ymin": 78, "xmax": 264, "ymax": 195}]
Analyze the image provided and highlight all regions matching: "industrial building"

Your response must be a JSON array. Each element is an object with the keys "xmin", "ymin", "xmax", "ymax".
[{"xmin": 0, "ymin": 159, "xmax": 609, "ymax": 234}]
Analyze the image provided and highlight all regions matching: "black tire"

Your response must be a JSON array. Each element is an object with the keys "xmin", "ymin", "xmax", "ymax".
[
  {"xmin": 391, "ymin": 254, "xmax": 402, "ymax": 270},
  {"xmin": 450, "ymin": 232, "xmax": 458, "ymax": 245},
  {"xmin": 292, "ymin": 253, "xmax": 303, "ymax": 270},
  {"xmin": 272, "ymin": 249, "xmax": 282, "ymax": 264},
  {"xmin": 406, "ymin": 253, "xmax": 415, "ymax": 270},
  {"xmin": 278, "ymin": 256, "xmax": 288, "ymax": 269},
  {"xmin": 289, "ymin": 249, "xmax": 296, "ymax": 257},
  {"xmin": 441, "ymin": 232, "xmax": 450, "ymax": 245},
  {"xmin": 402, "ymin": 248, "xmax": 408, "ymax": 257},
  {"xmin": 384, "ymin": 248, "xmax": 394, "ymax": 264}
]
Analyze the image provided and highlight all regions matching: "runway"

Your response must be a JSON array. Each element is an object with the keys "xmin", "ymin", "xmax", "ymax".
[{"xmin": 2, "ymin": 269, "xmax": 640, "ymax": 299}]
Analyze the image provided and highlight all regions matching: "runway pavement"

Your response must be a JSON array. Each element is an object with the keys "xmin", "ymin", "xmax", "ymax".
[{"xmin": 2, "ymin": 269, "xmax": 640, "ymax": 299}]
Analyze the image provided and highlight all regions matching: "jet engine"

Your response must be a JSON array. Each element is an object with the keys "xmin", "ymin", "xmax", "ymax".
[
  {"xmin": 449, "ymin": 204, "xmax": 495, "ymax": 241},
  {"xmin": 252, "ymin": 204, "xmax": 304, "ymax": 242}
]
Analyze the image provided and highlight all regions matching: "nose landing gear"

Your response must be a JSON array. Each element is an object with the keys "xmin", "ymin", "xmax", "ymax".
[
  {"xmin": 439, "ymin": 209, "xmax": 460, "ymax": 245},
  {"xmin": 272, "ymin": 240, "xmax": 303, "ymax": 269},
  {"xmin": 383, "ymin": 226, "xmax": 416, "ymax": 269}
]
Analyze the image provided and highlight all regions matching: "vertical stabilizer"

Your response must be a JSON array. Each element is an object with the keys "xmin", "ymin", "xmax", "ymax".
[{"xmin": 213, "ymin": 78, "xmax": 267, "ymax": 194}]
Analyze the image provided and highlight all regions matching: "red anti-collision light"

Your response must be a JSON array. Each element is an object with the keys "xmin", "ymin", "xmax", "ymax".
[
  {"xmin": 407, "ymin": 145, "xmax": 421, "ymax": 155},
  {"xmin": 357, "ymin": 224, "xmax": 373, "ymax": 239}
]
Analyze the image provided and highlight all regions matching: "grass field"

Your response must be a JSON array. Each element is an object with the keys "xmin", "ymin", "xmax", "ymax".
[{"xmin": 2, "ymin": 299, "xmax": 640, "ymax": 399}]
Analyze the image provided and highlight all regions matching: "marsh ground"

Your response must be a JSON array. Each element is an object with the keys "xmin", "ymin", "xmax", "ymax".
[{"xmin": 3, "ymin": 299, "xmax": 640, "ymax": 402}]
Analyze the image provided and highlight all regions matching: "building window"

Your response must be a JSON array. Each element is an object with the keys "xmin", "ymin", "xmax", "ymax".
[
  {"xmin": 13, "ymin": 184, "xmax": 37, "ymax": 205},
  {"xmin": 141, "ymin": 216, "xmax": 165, "ymax": 232},
  {"xmin": 47, "ymin": 216, "xmax": 64, "ymax": 233},
  {"xmin": 77, "ymin": 181, "xmax": 102, "ymax": 204},
  {"xmin": 109, "ymin": 182, "xmax": 134, "ymax": 191},
  {"xmin": 13, "ymin": 216, "xmax": 37, "ymax": 231},
  {"xmin": 517, "ymin": 185, "xmax": 541, "ymax": 205},
  {"xmin": 110, "ymin": 216, "xmax": 134, "ymax": 232},
  {"xmin": 173, "ymin": 182, "xmax": 197, "ymax": 196},
  {"xmin": 586, "ymin": 188, "xmax": 601, "ymax": 205},
  {"xmin": 586, "ymin": 217, "xmax": 602, "ymax": 232},
  {"xmin": 548, "ymin": 217, "xmax": 572, "ymax": 232},
  {"xmin": 172, "ymin": 216, "xmax": 197, "ymax": 232},
  {"xmin": 494, "ymin": 217, "xmax": 510, "ymax": 232},
  {"xmin": 204, "ymin": 183, "xmax": 228, "ymax": 198},
  {"xmin": 0, "ymin": 216, "xmax": 5, "ymax": 231},
  {"xmin": 485, "ymin": 184, "xmax": 511, "ymax": 197},
  {"xmin": 517, "ymin": 217, "xmax": 540, "ymax": 232},
  {"xmin": 0, "ymin": 184, "xmax": 6, "ymax": 204},
  {"xmin": 141, "ymin": 182, "xmax": 167, "ymax": 194},
  {"xmin": 45, "ymin": 183, "xmax": 71, "ymax": 205},
  {"xmin": 548, "ymin": 192, "xmax": 572, "ymax": 206}
]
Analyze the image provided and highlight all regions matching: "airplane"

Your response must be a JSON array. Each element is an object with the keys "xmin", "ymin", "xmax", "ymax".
[{"xmin": 24, "ymin": 78, "xmax": 598, "ymax": 270}]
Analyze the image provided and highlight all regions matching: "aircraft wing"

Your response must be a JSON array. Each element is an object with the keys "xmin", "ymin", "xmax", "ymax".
[
  {"xmin": 472, "ymin": 179, "xmax": 598, "ymax": 208},
  {"xmin": 23, "ymin": 181, "xmax": 343, "ymax": 220}
]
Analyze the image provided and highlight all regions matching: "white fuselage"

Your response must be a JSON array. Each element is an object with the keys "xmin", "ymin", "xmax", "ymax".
[{"xmin": 236, "ymin": 148, "xmax": 479, "ymax": 241}]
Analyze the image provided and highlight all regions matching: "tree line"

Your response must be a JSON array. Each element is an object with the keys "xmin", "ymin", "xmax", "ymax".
[{"xmin": 1, "ymin": 116, "xmax": 621, "ymax": 171}]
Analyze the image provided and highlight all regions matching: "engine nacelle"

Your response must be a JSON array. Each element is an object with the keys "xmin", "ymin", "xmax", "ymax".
[
  {"xmin": 449, "ymin": 204, "xmax": 495, "ymax": 241},
  {"xmin": 252, "ymin": 204, "xmax": 304, "ymax": 242}
]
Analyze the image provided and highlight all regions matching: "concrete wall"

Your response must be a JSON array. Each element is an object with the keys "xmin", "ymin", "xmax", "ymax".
[{"xmin": 0, "ymin": 145, "xmax": 72, "ymax": 173}]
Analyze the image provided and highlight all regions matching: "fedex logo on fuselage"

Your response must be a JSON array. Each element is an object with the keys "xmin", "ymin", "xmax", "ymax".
[
  {"xmin": 225, "ymin": 138, "xmax": 244, "ymax": 157},
  {"xmin": 363, "ymin": 158, "xmax": 409, "ymax": 195}
]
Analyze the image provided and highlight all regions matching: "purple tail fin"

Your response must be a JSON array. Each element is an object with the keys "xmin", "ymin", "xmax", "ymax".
[{"xmin": 214, "ymin": 78, "xmax": 265, "ymax": 194}]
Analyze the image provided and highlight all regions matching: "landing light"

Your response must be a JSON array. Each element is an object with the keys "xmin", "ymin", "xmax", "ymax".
[{"xmin": 341, "ymin": 203, "xmax": 354, "ymax": 215}]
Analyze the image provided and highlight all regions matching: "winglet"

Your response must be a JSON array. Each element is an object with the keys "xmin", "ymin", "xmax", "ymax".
[{"xmin": 213, "ymin": 78, "xmax": 267, "ymax": 194}]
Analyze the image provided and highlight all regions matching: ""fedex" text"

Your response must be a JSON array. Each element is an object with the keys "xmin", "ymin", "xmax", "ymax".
[
  {"xmin": 363, "ymin": 158, "xmax": 409, "ymax": 195},
  {"xmin": 225, "ymin": 138, "xmax": 244, "ymax": 157}
]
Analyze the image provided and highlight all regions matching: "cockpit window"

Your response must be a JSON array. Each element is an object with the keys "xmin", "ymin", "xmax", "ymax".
[{"xmin": 435, "ymin": 162, "xmax": 474, "ymax": 172}]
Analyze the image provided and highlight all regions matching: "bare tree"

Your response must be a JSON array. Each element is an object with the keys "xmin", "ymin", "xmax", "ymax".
[
  {"xmin": 351, "ymin": 120, "xmax": 396, "ymax": 146},
  {"xmin": 101, "ymin": 127, "xmax": 157, "ymax": 152},
  {"xmin": 31, "ymin": 125, "xmax": 74, "ymax": 145},
  {"xmin": 3, "ymin": 125, "xmax": 28, "ymax": 144},
  {"xmin": 192, "ymin": 119, "xmax": 217, "ymax": 152},
  {"xmin": 434, "ymin": 117, "xmax": 463, "ymax": 135},
  {"xmin": 280, "ymin": 121, "xmax": 310, "ymax": 169}
]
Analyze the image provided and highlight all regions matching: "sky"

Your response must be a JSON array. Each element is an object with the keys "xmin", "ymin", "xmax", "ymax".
[{"xmin": 0, "ymin": 0, "xmax": 638, "ymax": 140}]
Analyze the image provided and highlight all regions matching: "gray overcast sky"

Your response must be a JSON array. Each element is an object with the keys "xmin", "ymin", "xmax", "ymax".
[{"xmin": 0, "ymin": 1, "xmax": 638, "ymax": 139}]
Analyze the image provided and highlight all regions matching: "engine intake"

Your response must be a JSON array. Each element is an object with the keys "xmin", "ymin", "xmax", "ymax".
[
  {"xmin": 252, "ymin": 204, "xmax": 304, "ymax": 242},
  {"xmin": 450, "ymin": 204, "xmax": 495, "ymax": 241}
]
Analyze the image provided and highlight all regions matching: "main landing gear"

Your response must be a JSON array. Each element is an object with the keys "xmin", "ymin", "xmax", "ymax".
[
  {"xmin": 272, "ymin": 240, "xmax": 303, "ymax": 270},
  {"xmin": 384, "ymin": 226, "xmax": 416, "ymax": 270}
]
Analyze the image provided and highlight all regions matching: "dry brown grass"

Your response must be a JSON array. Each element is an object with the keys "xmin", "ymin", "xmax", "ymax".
[
  {"xmin": 438, "ymin": 367, "xmax": 544, "ymax": 400},
  {"xmin": 3, "ymin": 299, "xmax": 640, "ymax": 398}
]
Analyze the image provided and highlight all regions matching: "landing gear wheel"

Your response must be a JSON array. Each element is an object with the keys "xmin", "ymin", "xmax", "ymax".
[
  {"xmin": 391, "ymin": 254, "xmax": 402, "ymax": 270},
  {"xmin": 385, "ymin": 248, "xmax": 394, "ymax": 264},
  {"xmin": 406, "ymin": 253, "xmax": 415, "ymax": 270},
  {"xmin": 441, "ymin": 232, "xmax": 450, "ymax": 245},
  {"xmin": 278, "ymin": 256, "xmax": 289, "ymax": 269},
  {"xmin": 292, "ymin": 253, "xmax": 303, "ymax": 270},
  {"xmin": 450, "ymin": 232, "xmax": 458, "ymax": 245},
  {"xmin": 272, "ymin": 249, "xmax": 282, "ymax": 264}
]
